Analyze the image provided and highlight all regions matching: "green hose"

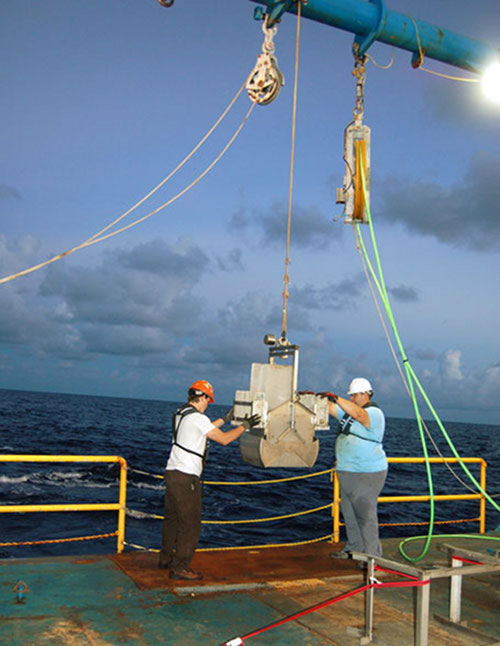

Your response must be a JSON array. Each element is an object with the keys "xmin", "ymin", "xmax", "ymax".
[
  {"xmin": 399, "ymin": 532, "xmax": 500, "ymax": 560},
  {"xmin": 357, "ymin": 160, "xmax": 499, "ymax": 562}
]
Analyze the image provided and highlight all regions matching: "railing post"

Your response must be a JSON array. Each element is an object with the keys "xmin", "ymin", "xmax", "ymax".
[
  {"xmin": 415, "ymin": 576, "xmax": 430, "ymax": 646},
  {"xmin": 364, "ymin": 558, "xmax": 375, "ymax": 642},
  {"xmin": 117, "ymin": 458, "xmax": 127, "ymax": 553},
  {"xmin": 449, "ymin": 556, "xmax": 463, "ymax": 623},
  {"xmin": 333, "ymin": 469, "xmax": 340, "ymax": 543},
  {"xmin": 480, "ymin": 459, "xmax": 486, "ymax": 534}
]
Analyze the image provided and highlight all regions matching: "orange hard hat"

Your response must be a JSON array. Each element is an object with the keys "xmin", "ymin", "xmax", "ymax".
[{"xmin": 189, "ymin": 380, "xmax": 214, "ymax": 403}]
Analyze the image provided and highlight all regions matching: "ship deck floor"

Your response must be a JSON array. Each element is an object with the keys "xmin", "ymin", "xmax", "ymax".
[{"xmin": 1, "ymin": 534, "xmax": 499, "ymax": 645}]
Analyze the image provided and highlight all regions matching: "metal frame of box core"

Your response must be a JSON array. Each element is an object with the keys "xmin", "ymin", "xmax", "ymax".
[{"xmin": 234, "ymin": 336, "xmax": 329, "ymax": 468}]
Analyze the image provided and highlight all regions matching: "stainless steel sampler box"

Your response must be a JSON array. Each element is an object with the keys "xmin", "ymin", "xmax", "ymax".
[{"xmin": 233, "ymin": 337, "xmax": 329, "ymax": 468}]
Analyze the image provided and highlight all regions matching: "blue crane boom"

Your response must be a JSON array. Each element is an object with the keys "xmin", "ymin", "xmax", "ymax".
[{"xmin": 248, "ymin": 0, "xmax": 499, "ymax": 73}]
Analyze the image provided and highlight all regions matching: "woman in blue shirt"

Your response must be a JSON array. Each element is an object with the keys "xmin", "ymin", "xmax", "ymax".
[{"xmin": 320, "ymin": 377, "xmax": 388, "ymax": 557}]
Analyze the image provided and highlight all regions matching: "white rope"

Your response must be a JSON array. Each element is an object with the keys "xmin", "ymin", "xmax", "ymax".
[
  {"xmin": 86, "ymin": 79, "xmax": 248, "ymax": 245},
  {"xmin": 1, "ymin": 80, "xmax": 253, "ymax": 285}
]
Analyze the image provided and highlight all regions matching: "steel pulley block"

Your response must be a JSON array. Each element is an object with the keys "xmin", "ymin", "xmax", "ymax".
[{"xmin": 246, "ymin": 53, "xmax": 285, "ymax": 105}]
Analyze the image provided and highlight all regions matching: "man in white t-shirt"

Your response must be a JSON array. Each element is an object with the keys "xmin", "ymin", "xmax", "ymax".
[{"xmin": 159, "ymin": 379, "xmax": 260, "ymax": 580}]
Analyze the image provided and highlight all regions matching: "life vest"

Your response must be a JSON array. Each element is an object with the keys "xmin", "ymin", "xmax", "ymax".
[
  {"xmin": 171, "ymin": 404, "xmax": 209, "ymax": 466},
  {"xmin": 336, "ymin": 402, "xmax": 382, "ymax": 444}
]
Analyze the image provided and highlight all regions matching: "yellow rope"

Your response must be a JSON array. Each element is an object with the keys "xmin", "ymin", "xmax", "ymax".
[
  {"xmin": 379, "ymin": 517, "xmax": 480, "ymax": 528},
  {"xmin": 198, "ymin": 534, "xmax": 334, "ymax": 551},
  {"xmin": 130, "ymin": 466, "xmax": 334, "ymax": 485},
  {"xmin": 0, "ymin": 531, "xmax": 118, "ymax": 547},
  {"xmin": 128, "ymin": 467, "xmax": 163, "ymax": 479},
  {"xmin": 409, "ymin": 15, "xmax": 479, "ymax": 83},
  {"xmin": 418, "ymin": 66, "xmax": 480, "ymax": 82},
  {"xmin": 202, "ymin": 503, "xmax": 332, "ymax": 525},
  {"xmin": 123, "ymin": 541, "xmax": 159, "ymax": 553},
  {"xmin": 281, "ymin": 0, "xmax": 302, "ymax": 338},
  {"xmin": 141, "ymin": 510, "xmax": 480, "ymax": 529},
  {"xmin": 134, "ymin": 502, "xmax": 334, "ymax": 525},
  {"xmin": 124, "ymin": 534, "xmax": 334, "ymax": 553},
  {"xmin": 203, "ymin": 468, "xmax": 333, "ymax": 486}
]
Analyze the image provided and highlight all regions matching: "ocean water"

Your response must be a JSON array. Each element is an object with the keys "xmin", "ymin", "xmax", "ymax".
[{"xmin": 0, "ymin": 388, "xmax": 498, "ymax": 559}]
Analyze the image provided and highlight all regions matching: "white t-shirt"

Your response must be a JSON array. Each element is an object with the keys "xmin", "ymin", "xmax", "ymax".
[{"xmin": 166, "ymin": 410, "xmax": 214, "ymax": 477}]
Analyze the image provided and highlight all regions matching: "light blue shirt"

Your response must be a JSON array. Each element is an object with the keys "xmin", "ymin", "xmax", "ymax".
[{"xmin": 335, "ymin": 405, "xmax": 388, "ymax": 473}]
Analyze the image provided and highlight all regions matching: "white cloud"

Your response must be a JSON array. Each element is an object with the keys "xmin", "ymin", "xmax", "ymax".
[
  {"xmin": 440, "ymin": 349, "xmax": 464, "ymax": 381},
  {"xmin": 483, "ymin": 362, "xmax": 500, "ymax": 396}
]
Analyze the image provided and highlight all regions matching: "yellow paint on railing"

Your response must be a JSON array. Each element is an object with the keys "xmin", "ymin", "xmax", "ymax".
[
  {"xmin": 0, "ymin": 455, "xmax": 127, "ymax": 553},
  {"xmin": 332, "ymin": 457, "xmax": 487, "ymax": 543},
  {"xmin": 0, "ymin": 454, "xmax": 488, "ymax": 554}
]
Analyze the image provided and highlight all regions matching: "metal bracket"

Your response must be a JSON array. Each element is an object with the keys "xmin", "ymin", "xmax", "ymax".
[
  {"xmin": 353, "ymin": 0, "xmax": 387, "ymax": 58},
  {"xmin": 253, "ymin": 1, "xmax": 304, "ymax": 28}
]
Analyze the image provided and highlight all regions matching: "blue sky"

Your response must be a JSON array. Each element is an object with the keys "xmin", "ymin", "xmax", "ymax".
[{"xmin": 1, "ymin": 0, "xmax": 499, "ymax": 424}]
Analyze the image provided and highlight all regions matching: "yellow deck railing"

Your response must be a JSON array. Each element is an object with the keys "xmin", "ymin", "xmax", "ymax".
[
  {"xmin": 332, "ymin": 457, "xmax": 487, "ymax": 543},
  {"xmin": 0, "ymin": 455, "xmax": 127, "ymax": 553},
  {"xmin": 0, "ymin": 455, "xmax": 487, "ymax": 554}
]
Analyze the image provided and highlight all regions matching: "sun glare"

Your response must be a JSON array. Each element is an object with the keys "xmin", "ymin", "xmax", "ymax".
[{"xmin": 481, "ymin": 61, "xmax": 500, "ymax": 103}]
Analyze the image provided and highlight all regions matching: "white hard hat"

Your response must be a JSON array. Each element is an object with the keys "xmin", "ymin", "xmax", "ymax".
[{"xmin": 347, "ymin": 377, "xmax": 373, "ymax": 395}]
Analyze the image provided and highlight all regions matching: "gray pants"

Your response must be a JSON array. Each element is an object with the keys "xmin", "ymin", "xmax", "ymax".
[{"xmin": 337, "ymin": 469, "xmax": 387, "ymax": 557}]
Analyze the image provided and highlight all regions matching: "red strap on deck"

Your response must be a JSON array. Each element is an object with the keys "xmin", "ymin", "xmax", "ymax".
[
  {"xmin": 452, "ymin": 556, "xmax": 482, "ymax": 565},
  {"xmin": 222, "ymin": 574, "xmax": 430, "ymax": 644}
]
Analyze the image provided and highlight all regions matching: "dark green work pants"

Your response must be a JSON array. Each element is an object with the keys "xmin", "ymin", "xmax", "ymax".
[{"xmin": 159, "ymin": 469, "xmax": 202, "ymax": 571}]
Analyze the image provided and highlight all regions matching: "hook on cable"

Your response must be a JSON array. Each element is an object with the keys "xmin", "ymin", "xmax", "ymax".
[
  {"xmin": 246, "ymin": 19, "xmax": 285, "ymax": 105},
  {"xmin": 158, "ymin": 0, "xmax": 174, "ymax": 7}
]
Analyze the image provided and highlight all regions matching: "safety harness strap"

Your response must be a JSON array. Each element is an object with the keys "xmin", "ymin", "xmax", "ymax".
[
  {"xmin": 336, "ymin": 402, "xmax": 382, "ymax": 444},
  {"xmin": 172, "ymin": 405, "xmax": 208, "ymax": 462}
]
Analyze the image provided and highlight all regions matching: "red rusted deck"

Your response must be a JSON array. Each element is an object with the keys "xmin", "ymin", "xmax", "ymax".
[{"xmin": 110, "ymin": 541, "xmax": 359, "ymax": 590}]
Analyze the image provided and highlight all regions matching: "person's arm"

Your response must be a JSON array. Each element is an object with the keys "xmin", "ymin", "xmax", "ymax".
[
  {"xmin": 317, "ymin": 392, "xmax": 340, "ymax": 420},
  {"xmin": 211, "ymin": 406, "xmax": 234, "ymax": 429},
  {"xmin": 335, "ymin": 396, "xmax": 369, "ymax": 428},
  {"xmin": 206, "ymin": 424, "xmax": 246, "ymax": 446},
  {"xmin": 318, "ymin": 392, "xmax": 370, "ymax": 427},
  {"xmin": 207, "ymin": 414, "xmax": 260, "ymax": 446}
]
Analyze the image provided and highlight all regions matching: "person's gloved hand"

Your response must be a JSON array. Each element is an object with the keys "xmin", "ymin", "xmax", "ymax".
[
  {"xmin": 242, "ymin": 414, "xmax": 261, "ymax": 430},
  {"xmin": 222, "ymin": 406, "xmax": 234, "ymax": 424},
  {"xmin": 317, "ymin": 391, "xmax": 338, "ymax": 403}
]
